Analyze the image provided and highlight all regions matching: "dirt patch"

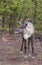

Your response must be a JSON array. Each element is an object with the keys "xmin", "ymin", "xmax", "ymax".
[{"xmin": 0, "ymin": 33, "xmax": 42, "ymax": 65}]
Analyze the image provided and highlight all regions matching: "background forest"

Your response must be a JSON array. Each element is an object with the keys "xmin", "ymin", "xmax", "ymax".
[{"xmin": 0, "ymin": 0, "xmax": 42, "ymax": 34}]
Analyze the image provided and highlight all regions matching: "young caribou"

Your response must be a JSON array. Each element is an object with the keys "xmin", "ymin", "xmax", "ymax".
[{"xmin": 15, "ymin": 19, "xmax": 35, "ymax": 58}]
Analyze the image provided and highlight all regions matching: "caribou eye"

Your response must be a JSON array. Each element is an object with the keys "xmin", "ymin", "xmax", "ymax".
[{"xmin": 26, "ymin": 24, "xmax": 27, "ymax": 26}]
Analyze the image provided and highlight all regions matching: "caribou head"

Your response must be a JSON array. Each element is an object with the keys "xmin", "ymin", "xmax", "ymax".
[{"xmin": 15, "ymin": 18, "xmax": 28, "ymax": 34}]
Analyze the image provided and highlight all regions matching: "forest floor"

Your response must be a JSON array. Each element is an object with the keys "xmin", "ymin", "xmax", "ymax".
[{"xmin": 0, "ymin": 33, "xmax": 42, "ymax": 65}]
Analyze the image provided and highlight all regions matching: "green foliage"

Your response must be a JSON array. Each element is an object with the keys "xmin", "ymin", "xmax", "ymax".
[
  {"xmin": 35, "ymin": 24, "xmax": 42, "ymax": 30},
  {"xmin": 0, "ymin": 0, "xmax": 42, "ymax": 32}
]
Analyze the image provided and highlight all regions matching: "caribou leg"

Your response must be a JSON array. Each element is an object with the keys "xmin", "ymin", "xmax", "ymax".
[
  {"xmin": 20, "ymin": 38, "xmax": 24, "ymax": 51},
  {"xmin": 20, "ymin": 38, "xmax": 27, "ymax": 54},
  {"xmin": 24, "ymin": 39, "xmax": 26, "ymax": 54},
  {"xmin": 28, "ymin": 38, "xmax": 31, "ymax": 53},
  {"xmin": 31, "ymin": 36, "xmax": 34, "ymax": 55}
]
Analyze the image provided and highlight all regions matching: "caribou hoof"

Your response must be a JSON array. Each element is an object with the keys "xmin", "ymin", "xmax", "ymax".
[
  {"xmin": 20, "ymin": 51, "xmax": 23, "ymax": 54},
  {"xmin": 32, "ymin": 56, "xmax": 35, "ymax": 59},
  {"xmin": 28, "ymin": 53, "xmax": 31, "ymax": 57},
  {"xmin": 32, "ymin": 53, "xmax": 35, "ymax": 59},
  {"xmin": 24, "ymin": 54, "xmax": 27, "ymax": 58}
]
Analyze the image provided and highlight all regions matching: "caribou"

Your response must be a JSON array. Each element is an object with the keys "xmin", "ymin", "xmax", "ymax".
[{"xmin": 15, "ymin": 18, "xmax": 35, "ymax": 58}]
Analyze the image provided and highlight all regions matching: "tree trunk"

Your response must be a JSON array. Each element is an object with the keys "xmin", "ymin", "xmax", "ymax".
[
  {"xmin": 9, "ymin": 14, "xmax": 14, "ymax": 34},
  {"xmin": 32, "ymin": 0, "xmax": 37, "ymax": 23},
  {"xmin": 2, "ymin": 16, "xmax": 5, "ymax": 28}
]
